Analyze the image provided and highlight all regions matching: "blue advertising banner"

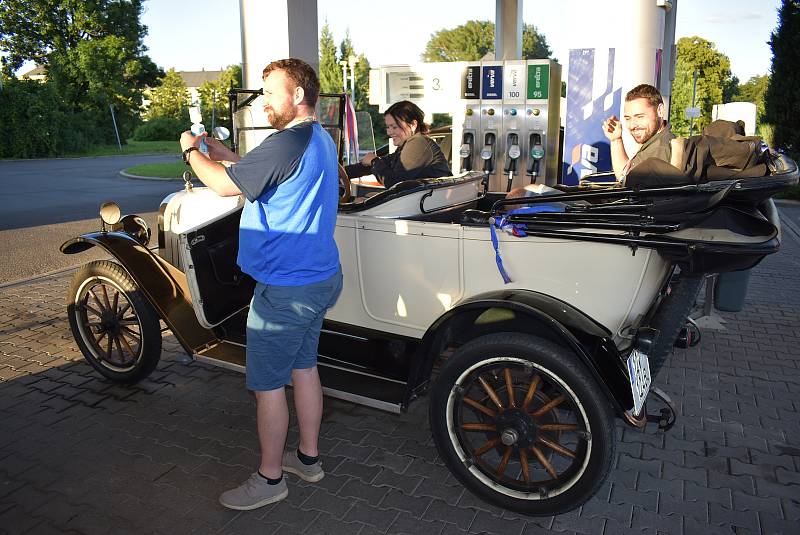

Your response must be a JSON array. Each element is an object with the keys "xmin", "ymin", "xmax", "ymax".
[
  {"xmin": 562, "ymin": 48, "xmax": 620, "ymax": 185},
  {"xmin": 481, "ymin": 66, "xmax": 502, "ymax": 100}
]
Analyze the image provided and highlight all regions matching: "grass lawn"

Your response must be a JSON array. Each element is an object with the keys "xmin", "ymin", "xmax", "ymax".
[
  {"xmin": 124, "ymin": 161, "xmax": 187, "ymax": 179},
  {"xmin": 65, "ymin": 139, "xmax": 181, "ymax": 158}
]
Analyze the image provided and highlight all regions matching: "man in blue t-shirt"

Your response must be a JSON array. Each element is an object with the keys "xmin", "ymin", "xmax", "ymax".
[{"xmin": 179, "ymin": 58, "xmax": 342, "ymax": 510}]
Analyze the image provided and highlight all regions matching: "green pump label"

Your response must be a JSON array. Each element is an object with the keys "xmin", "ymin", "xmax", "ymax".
[{"xmin": 527, "ymin": 64, "xmax": 550, "ymax": 100}]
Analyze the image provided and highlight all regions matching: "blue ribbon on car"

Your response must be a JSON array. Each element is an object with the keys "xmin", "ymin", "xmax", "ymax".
[{"xmin": 489, "ymin": 204, "xmax": 565, "ymax": 284}]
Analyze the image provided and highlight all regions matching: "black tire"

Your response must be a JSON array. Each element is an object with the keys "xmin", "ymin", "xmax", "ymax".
[
  {"xmin": 429, "ymin": 333, "xmax": 615, "ymax": 516},
  {"xmin": 647, "ymin": 273, "xmax": 704, "ymax": 378},
  {"xmin": 67, "ymin": 260, "xmax": 162, "ymax": 384}
]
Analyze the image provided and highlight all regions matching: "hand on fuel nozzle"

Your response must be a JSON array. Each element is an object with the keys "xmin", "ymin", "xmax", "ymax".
[
  {"xmin": 602, "ymin": 115, "xmax": 623, "ymax": 142},
  {"xmin": 204, "ymin": 135, "xmax": 239, "ymax": 164},
  {"xmin": 180, "ymin": 130, "xmax": 202, "ymax": 153},
  {"xmin": 180, "ymin": 130, "xmax": 239, "ymax": 165}
]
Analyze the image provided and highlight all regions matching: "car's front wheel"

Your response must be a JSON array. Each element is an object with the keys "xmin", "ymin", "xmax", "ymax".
[
  {"xmin": 429, "ymin": 333, "xmax": 615, "ymax": 516},
  {"xmin": 67, "ymin": 260, "xmax": 161, "ymax": 384}
]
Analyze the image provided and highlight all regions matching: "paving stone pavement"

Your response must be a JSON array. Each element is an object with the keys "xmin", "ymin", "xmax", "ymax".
[{"xmin": 1, "ymin": 208, "xmax": 799, "ymax": 535}]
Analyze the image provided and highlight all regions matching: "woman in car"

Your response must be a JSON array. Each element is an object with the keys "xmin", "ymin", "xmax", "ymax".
[{"xmin": 345, "ymin": 100, "xmax": 451, "ymax": 189}]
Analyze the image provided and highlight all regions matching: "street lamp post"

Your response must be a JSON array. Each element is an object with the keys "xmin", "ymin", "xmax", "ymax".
[
  {"xmin": 348, "ymin": 54, "xmax": 357, "ymax": 103},
  {"xmin": 689, "ymin": 69, "xmax": 699, "ymax": 137},
  {"xmin": 211, "ymin": 89, "xmax": 216, "ymax": 131},
  {"xmin": 339, "ymin": 60, "xmax": 348, "ymax": 94}
]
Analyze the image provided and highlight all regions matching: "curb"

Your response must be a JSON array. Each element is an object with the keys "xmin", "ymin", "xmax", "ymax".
[
  {"xmin": 0, "ymin": 244, "xmax": 160, "ymax": 290},
  {"xmin": 778, "ymin": 208, "xmax": 800, "ymax": 243},
  {"xmin": 118, "ymin": 169, "xmax": 184, "ymax": 181},
  {"xmin": 0, "ymin": 153, "xmax": 177, "ymax": 163},
  {"xmin": 0, "ymin": 264, "xmax": 80, "ymax": 290}
]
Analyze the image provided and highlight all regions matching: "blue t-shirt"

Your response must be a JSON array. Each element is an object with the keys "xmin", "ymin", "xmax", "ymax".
[{"xmin": 226, "ymin": 121, "xmax": 340, "ymax": 286}]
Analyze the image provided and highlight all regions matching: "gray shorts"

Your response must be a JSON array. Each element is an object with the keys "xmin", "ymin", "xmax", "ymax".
[{"xmin": 245, "ymin": 270, "xmax": 343, "ymax": 391}]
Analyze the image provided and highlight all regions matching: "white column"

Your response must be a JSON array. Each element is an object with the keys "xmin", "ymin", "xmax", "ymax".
[
  {"xmin": 660, "ymin": 0, "xmax": 678, "ymax": 112},
  {"xmin": 239, "ymin": 0, "xmax": 319, "ymax": 90},
  {"xmin": 619, "ymin": 0, "xmax": 666, "ymax": 90},
  {"xmin": 495, "ymin": 0, "xmax": 523, "ymax": 60},
  {"xmin": 237, "ymin": 0, "xmax": 319, "ymax": 150}
]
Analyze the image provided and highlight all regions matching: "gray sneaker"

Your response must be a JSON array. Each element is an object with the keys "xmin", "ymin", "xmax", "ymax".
[
  {"xmin": 282, "ymin": 450, "xmax": 324, "ymax": 482},
  {"xmin": 219, "ymin": 473, "xmax": 288, "ymax": 510}
]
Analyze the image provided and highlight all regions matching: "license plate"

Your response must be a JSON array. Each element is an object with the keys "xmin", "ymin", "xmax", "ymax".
[{"xmin": 627, "ymin": 348, "xmax": 651, "ymax": 416}]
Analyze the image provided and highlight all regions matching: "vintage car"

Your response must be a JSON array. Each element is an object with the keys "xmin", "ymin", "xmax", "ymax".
[{"xmin": 61, "ymin": 91, "xmax": 798, "ymax": 516}]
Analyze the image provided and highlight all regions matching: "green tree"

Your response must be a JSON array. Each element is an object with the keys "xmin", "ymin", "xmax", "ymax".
[
  {"xmin": 337, "ymin": 31, "xmax": 368, "ymax": 108},
  {"xmin": 145, "ymin": 69, "xmax": 190, "ymax": 120},
  {"xmin": 733, "ymin": 74, "xmax": 770, "ymax": 122},
  {"xmin": 340, "ymin": 33, "xmax": 384, "ymax": 146},
  {"xmin": 317, "ymin": 25, "xmax": 384, "ymax": 145},
  {"xmin": 319, "ymin": 22, "xmax": 341, "ymax": 93},
  {"xmin": 764, "ymin": 0, "xmax": 800, "ymax": 158},
  {"xmin": 197, "ymin": 64, "xmax": 242, "ymax": 129},
  {"xmin": 0, "ymin": 0, "xmax": 161, "ymax": 145},
  {"xmin": 669, "ymin": 36, "xmax": 737, "ymax": 136},
  {"xmin": 422, "ymin": 20, "xmax": 552, "ymax": 62}
]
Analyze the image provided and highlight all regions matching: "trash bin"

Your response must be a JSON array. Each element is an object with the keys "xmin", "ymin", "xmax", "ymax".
[{"xmin": 714, "ymin": 269, "xmax": 751, "ymax": 312}]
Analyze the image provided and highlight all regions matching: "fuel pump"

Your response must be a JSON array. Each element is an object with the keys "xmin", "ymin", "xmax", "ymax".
[
  {"xmin": 480, "ymin": 61, "xmax": 504, "ymax": 190},
  {"xmin": 526, "ymin": 132, "xmax": 545, "ymax": 183},
  {"xmin": 459, "ymin": 131, "xmax": 475, "ymax": 171},
  {"xmin": 481, "ymin": 132, "xmax": 496, "ymax": 173},
  {"xmin": 455, "ymin": 63, "xmax": 482, "ymax": 174},
  {"xmin": 524, "ymin": 60, "xmax": 562, "ymax": 186},
  {"xmin": 504, "ymin": 133, "xmax": 521, "ymax": 191},
  {"xmin": 501, "ymin": 60, "xmax": 526, "ymax": 191}
]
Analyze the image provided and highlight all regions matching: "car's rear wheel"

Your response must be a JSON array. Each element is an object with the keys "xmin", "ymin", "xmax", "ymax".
[
  {"xmin": 67, "ymin": 260, "xmax": 161, "ymax": 384},
  {"xmin": 430, "ymin": 333, "xmax": 614, "ymax": 516}
]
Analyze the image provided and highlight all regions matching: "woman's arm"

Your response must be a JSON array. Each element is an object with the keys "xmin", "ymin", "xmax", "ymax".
[{"xmin": 371, "ymin": 136, "xmax": 435, "ymax": 186}]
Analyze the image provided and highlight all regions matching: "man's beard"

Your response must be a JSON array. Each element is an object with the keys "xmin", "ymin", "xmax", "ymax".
[
  {"xmin": 631, "ymin": 119, "xmax": 661, "ymax": 144},
  {"xmin": 267, "ymin": 106, "xmax": 296, "ymax": 130}
]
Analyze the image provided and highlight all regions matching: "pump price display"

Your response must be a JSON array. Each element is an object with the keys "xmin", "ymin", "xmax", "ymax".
[
  {"xmin": 503, "ymin": 63, "xmax": 526, "ymax": 104},
  {"xmin": 386, "ymin": 71, "xmax": 426, "ymax": 102},
  {"xmin": 481, "ymin": 66, "xmax": 503, "ymax": 99},
  {"xmin": 462, "ymin": 66, "xmax": 481, "ymax": 99},
  {"xmin": 527, "ymin": 64, "xmax": 550, "ymax": 100}
]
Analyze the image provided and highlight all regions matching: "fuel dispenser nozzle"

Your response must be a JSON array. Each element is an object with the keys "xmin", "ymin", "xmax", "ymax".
[
  {"xmin": 459, "ymin": 132, "xmax": 474, "ymax": 171},
  {"xmin": 480, "ymin": 132, "xmax": 496, "ymax": 174},
  {"xmin": 504, "ymin": 133, "xmax": 521, "ymax": 192},
  {"xmin": 527, "ymin": 133, "xmax": 544, "ymax": 183}
]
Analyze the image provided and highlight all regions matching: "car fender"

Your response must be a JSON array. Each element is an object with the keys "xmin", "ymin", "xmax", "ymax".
[
  {"xmin": 61, "ymin": 231, "xmax": 216, "ymax": 353},
  {"xmin": 409, "ymin": 288, "xmax": 634, "ymax": 412}
]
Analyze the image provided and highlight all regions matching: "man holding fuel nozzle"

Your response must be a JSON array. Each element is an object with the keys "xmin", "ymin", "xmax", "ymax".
[{"xmin": 179, "ymin": 57, "xmax": 342, "ymax": 510}]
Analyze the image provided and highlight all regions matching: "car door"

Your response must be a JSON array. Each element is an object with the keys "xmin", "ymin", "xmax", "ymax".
[{"xmin": 180, "ymin": 206, "xmax": 256, "ymax": 328}]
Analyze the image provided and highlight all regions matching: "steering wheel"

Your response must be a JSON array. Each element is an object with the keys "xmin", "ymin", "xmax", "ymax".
[{"xmin": 338, "ymin": 164, "xmax": 352, "ymax": 204}]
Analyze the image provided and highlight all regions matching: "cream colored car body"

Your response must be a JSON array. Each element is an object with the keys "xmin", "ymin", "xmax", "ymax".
[{"xmin": 162, "ymin": 176, "xmax": 669, "ymax": 346}]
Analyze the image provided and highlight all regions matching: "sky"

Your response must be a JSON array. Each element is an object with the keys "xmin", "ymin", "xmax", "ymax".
[{"xmin": 138, "ymin": 0, "xmax": 780, "ymax": 83}]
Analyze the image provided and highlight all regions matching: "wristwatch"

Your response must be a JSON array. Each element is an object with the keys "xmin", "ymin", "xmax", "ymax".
[{"xmin": 182, "ymin": 146, "xmax": 199, "ymax": 165}]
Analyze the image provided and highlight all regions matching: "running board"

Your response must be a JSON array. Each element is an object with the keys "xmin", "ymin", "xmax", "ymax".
[
  {"xmin": 317, "ymin": 355, "xmax": 406, "ymax": 413},
  {"xmin": 192, "ymin": 342, "xmax": 405, "ymax": 413}
]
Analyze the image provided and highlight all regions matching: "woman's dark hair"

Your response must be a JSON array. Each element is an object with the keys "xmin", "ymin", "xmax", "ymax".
[
  {"xmin": 262, "ymin": 58, "xmax": 320, "ymax": 107},
  {"xmin": 385, "ymin": 100, "xmax": 429, "ymax": 134}
]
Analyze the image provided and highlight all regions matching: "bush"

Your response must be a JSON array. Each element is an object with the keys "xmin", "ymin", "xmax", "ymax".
[
  {"xmin": 132, "ymin": 116, "xmax": 186, "ymax": 141},
  {"xmin": 758, "ymin": 123, "xmax": 775, "ymax": 149},
  {"xmin": 0, "ymin": 77, "xmax": 115, "ymax": 158}
]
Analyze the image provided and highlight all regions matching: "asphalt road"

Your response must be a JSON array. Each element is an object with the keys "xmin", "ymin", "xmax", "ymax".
[{"xmin": 0, "ymin": 155, "xmax": 183, "ymax": 284}]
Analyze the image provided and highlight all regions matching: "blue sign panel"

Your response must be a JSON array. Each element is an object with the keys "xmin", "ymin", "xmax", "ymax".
[
  {"xmin": 481, "ymin": 66, "xmax": 502, "ymax": 99},
  {"xmin": 562, "ymin": 48, "xmax": 619, "ymax": 185}
]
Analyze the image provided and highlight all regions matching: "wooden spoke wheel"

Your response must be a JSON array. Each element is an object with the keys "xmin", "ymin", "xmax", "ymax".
[
  {"xmin": 430, "ymin": 333, "xmax": 615, "ymax": 516},
  {"xmin": 67, "ymin": 261, "xmax": 161, "ymax": 384}
]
